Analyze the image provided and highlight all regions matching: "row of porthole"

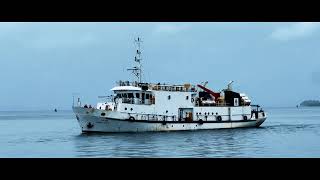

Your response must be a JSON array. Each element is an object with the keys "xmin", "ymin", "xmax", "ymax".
[
  {"xmin": 120, "ymin": 125, "xmax": 195, "ymax": 130},
  {"xmin": 196, "ymin": 112, "xmax": 219, "ymax": 115},
  {"xmin": 124, "ymin": 107, "xmax": 133, "ymax": 111},
  {"xmin": 124, "ymin": 108, "xmax": 169, "ymax": 114},
  {"xmin": 165, "ymin": 125, "xmax": 198, "ymax": 128}
]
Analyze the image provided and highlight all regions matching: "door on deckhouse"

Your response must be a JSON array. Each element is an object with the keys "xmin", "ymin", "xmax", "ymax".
[
  {"xmin": 141, "ymin": 93, "xmax": 145, "ymax": 104},
  {"xmin": 178, "ymin": 108, "xmax": 193, "ymax": 122}
]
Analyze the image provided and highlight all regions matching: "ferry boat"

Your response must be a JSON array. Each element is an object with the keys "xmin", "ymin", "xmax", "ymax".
[{"xmin": 72, "ymin": 38, "xmax": 267, "ymax": 133}]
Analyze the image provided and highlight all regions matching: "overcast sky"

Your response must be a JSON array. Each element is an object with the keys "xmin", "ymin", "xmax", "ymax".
[{"xmin": 1, "ymin": 22, "xmax": 320, "ymax": 110}]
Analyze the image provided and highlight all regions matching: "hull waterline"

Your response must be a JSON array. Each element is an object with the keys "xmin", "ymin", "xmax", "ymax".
[{"xmin": 73, "ymin": 107, "xmax": 267, "ymax": 133}]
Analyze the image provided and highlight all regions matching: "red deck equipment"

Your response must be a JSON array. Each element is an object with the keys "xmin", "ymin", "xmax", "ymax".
[{"xmin": 197, "ymin": 84, "xmax": 220, "ymax": 99}]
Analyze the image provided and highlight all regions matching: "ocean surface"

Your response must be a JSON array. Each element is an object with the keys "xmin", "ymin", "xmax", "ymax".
[{"xmin": 0, "ymin": 107, "xmax": 320, "ymax": 158}]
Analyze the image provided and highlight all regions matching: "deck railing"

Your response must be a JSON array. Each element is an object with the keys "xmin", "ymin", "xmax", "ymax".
[
  {"xmin": 116, "ymin": 80, "xmax": 197, "ymax": 92},
  {"xmin": 125, "ymin": 112, "xmax": 177, "ymax": 122}
]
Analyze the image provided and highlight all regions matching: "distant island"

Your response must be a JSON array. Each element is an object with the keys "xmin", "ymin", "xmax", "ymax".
[{"xmin": 300, "ymin": 100, "xmax": 320, "ymax": 107}]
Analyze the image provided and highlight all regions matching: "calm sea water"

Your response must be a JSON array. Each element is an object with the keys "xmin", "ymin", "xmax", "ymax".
[{"xmin": 0, "ymin": 107, "xmax": 320, "ymax": 158}]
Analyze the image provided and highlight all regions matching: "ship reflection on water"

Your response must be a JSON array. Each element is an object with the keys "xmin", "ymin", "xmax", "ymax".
[{"xmin": 73, "ymin": 128, "xmax": 267, "ymax": 157}]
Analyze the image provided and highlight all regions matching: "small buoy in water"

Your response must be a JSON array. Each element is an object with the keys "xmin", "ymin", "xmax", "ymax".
[{"xmin": 54, "ymin": 108, "xmax": 57, "ymax": 112}]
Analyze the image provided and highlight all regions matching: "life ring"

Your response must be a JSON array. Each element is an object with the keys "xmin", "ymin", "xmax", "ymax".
[
  {"xmin": 217, "ymin": 116, "xmax": 222, "ymax": 122},
  {"xmin": 198, "ymin": 119, "xmax": 203, "ymax": 124},
  {"xmin": 129, "ymin": 116, "xmax": 135, "ymax": 121},
  {"xmin": 243, "ymin": 115, "xmax": 247, "ymax": 120}
]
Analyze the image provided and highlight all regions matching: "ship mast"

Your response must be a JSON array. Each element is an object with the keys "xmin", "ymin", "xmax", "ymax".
[{"xmin": 127, "ymin": 37, "xmax": 143, "ymax": 83}]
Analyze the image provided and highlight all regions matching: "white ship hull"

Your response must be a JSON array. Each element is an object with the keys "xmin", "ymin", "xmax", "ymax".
[{"xmin": 73, "ymin": 107, "xmax": 266, "ymax": 133}]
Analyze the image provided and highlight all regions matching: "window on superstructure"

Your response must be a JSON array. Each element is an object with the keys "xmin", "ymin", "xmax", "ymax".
[
  {"xmin": 136, "ymin": 93, "xmax": 140, "ymax": 98},
  {"xmin": 186, "ymin": 96, "xmax": 189, "ymax": 100},
  {"xmin": 146, "ymin": 94, "xmax": 149, "ymax": 99},
  {"xmin": 168, "ymin": 95, "xmax": 171, "ymax": 100},
  {"xmin": 123, "ymin": 93, "xmax": 127, "ymax": 98},
  {"xmin": 128, "ymin": 93, "xmax": 134, "ymax": 98}
]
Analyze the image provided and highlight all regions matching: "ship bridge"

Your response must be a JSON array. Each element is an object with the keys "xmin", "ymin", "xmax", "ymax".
[{"xmin": 111, "ymin": 81, "xmax": 197, "ymax": 106}]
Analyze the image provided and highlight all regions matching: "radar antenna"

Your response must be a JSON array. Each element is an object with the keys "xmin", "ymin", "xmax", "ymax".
[
  {"xmin": 227, "ymin": 81, "xmax": 234, "ymax": 91},
  {"xmin": 127, "ymin": 37, "xmax": 143, "ymax": 83}
]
